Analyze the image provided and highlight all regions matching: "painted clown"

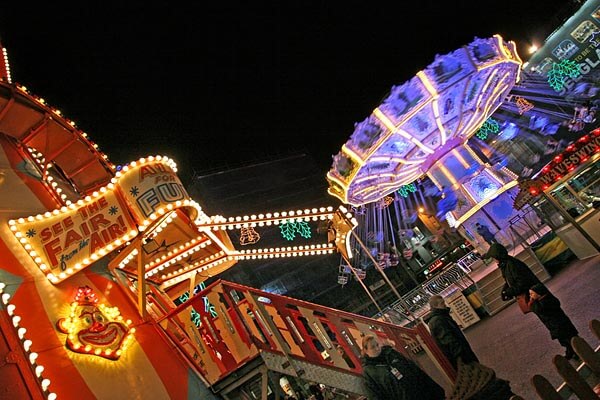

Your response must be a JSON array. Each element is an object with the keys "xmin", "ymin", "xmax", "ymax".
[{"xmin": 56, "ymin": 286, "xmax": 135, "ymax": 360}]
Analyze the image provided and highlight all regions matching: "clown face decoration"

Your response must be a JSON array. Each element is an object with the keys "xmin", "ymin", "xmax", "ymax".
[{"xmin": 57, "ymin": 286, "xmax": 134, "ymax": 360}]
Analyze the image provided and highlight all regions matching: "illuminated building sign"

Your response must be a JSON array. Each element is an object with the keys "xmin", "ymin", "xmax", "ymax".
[
  {"xmin": 8, "ymin": 157, "xmax": 202, "ymax": 284},
  {"xmin": 525, "ymin": 1, "xmax": 600, "ymax": 98},
  {"xmin": 56, "ymin": 286, "xmax": 135, "ymax": 360},
  {"xmin": 535, "ymin": 129, "xmax": 600, "ymax": 191},
  {"xmin": 514, "ymin": 128, "xmax": 600, "ymax": 208}
]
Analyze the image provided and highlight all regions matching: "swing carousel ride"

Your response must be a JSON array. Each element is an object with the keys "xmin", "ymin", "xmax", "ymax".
[
  {"xmin": 327, "ymin": 35, "xmax": 530, "ymax": 248},
  {"xmin": 327, "ymin": 32, "xmax": 597, "ymax": 284}
]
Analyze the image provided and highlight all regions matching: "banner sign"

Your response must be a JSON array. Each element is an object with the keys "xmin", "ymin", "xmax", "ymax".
[
  {"xmin": 9, "ymin": 157, "xmax": 201, "ymax": 284},
  {"xmin": 117, "ymin": 159, "xmax": 193, "ymax": 226},
  {"xmin": 513, "ymin": 128, "xmax": 600, "ymax": 209}
]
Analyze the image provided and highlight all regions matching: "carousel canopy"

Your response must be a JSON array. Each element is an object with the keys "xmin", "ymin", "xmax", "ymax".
[{"xmin": 327, "ymin": 35, "xmax": 522, "ymax": 206}]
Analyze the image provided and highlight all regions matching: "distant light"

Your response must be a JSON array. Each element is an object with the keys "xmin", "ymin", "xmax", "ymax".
[
  {"xmin": 418, "ymin": 207, "xmax": 425, "ymax": 213},
  {"xmin": 528, "ymin": 45, "xmax": 538, "ymax": 54}
]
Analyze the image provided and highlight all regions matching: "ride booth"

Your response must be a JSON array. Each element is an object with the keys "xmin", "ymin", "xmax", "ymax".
[{"xmin": 514, "ymin": 128, "xmax": 600, "ymax": 262}]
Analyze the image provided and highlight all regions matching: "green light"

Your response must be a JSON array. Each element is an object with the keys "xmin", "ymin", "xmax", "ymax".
[
  {"xmin": 177, "ymin": 282, "xmax": 218, "ymax": 326},
  {"xmin": 280, "ymin": 220, "xmax": 312, "ymax": 241},
  {"xmin": 547, "ymin": 59, "xmax": 580, "ymax": 92},
  {"xmin": 475, "ymin": 118, "xmax": 500, "ymax": 140},
  {"xmin": 398, "ymin": 183, "xmax": 417, "ymax": 197}
]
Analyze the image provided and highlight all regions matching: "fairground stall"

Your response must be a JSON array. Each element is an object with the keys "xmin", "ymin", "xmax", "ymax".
[
  {"xmin": 514, "ymin": 128, "xmax": 600, "ymax": 260},
  {"xmin": 0, "ymin": 42, "xmax": 464, "ymax": 399}
]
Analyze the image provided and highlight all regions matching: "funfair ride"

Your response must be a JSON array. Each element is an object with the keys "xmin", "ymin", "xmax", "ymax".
[
  {"xmin": 327, "ymin": 35, "xmax": 529, "ymax": 246},
  {"xmin": 0, "ymin": 42, "xmax": 459, "ymax": 399}
]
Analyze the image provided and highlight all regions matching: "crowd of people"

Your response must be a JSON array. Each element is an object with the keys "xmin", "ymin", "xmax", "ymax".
[{"xmin": 358, "ymin": 242, "xmax": 581, "ymax": 399}]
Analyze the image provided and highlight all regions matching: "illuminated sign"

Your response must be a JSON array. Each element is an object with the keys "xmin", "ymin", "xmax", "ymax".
[
  {"xmin": 9, "ymin": 157, "xmax": 203, "ymax": 284},
  {"xmin": 514, "ymin": 129, "xmax": 600, "ymax": 209},
  {"xmin": 525, "ymin": 1, "xmax": 600, "ymax": 98},
  {"xmin": 15, "ymin": 192, "xmax": 136, "ymax": 276},
  {"xmin": 56, "ymin": 286, "xmax": 135, "ymax": 360},
  {"xmin": 535, "ymin": 129, "xmax": 600, "ymax": 191}
]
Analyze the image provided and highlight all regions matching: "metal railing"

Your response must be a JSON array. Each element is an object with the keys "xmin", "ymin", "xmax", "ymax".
[{"xmin": 382, "ymin": 258, "xmax": 477, "ymax": 325}]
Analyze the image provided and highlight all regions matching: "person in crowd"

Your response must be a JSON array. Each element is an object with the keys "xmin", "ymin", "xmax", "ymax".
[
  {"xmin": 528, "ymin": 283, "xmax": 579, "ymax": 360},
  {"xmin": 475, "ymin": 222, "xmax": 496, "ymax": 245},
  {"xmin": 483, "ymin": 243, "xmax": 580, "ymax": 359},
  {"xmin": 361, "ymin": 334, "xmax": 445, "ymax": 400},
  {"xmin": 427, "ymin": 295, "xmax": 480, "ymax": 369}
]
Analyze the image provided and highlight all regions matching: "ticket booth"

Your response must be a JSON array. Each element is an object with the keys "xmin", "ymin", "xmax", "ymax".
[{"xmin": 514, "ymin": 129, "xmax": 600, "ymax": 259}]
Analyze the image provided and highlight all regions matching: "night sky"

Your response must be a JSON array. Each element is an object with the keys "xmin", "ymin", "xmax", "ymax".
[{"xmin": 0, "ymin": 2, "xmax": 574, "ymax": 184}]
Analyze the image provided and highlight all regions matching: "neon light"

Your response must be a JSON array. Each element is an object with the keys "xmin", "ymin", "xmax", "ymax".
[
  {"xmin": 397, "ymin": 183, "xmax": 417, "ymax": 197},
  {"xmin": 177, "ymin": 282, "xmax": 218, "ymax": 326},
  {"xmin": 515, "ymin": 96, "xmax": 534, "ymax": 114},
  {"xmin": 279, "ymin": 220, "xmax": 312, "ymax": 241},
  {"xmin": 240, "ymin": 227, "xmax": 261, "ymax": 245},
  {"xmin": 475, "ymin": 118, "xmax": 500, "ymax": 140},
  {"xmin": 547, "ymin": 60, "xmax": 580, "ymax": 92}
]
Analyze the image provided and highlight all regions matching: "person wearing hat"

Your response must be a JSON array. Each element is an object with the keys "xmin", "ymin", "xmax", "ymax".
[
  {"xmin": 483, "ymin": 243, "xmax": 580, "ymax": 359},
  {"xmin": 483, "ymin": 243, "xmax": 541, "ymax": 303},
  {"xmin": 427, "ymin": 295, "xmax": 479, "ymax": 370}
]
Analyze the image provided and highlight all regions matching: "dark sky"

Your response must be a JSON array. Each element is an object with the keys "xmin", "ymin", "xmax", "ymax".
[{"xmin": 0, "ymin": 1, "xmax": 575, "ymax": 183}]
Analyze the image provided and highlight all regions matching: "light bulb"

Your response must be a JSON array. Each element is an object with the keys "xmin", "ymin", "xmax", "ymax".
[{"xmin": 17, "ymin": 327, "xmax": 26, "ymax": 339}]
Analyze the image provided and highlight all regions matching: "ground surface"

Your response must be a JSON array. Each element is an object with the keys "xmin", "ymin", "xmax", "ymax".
[{"xmin": 464, "ymin": 254, "xmax": 600, "ymax": 399}]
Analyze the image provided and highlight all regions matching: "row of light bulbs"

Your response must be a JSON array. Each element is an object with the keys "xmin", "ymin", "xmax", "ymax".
[
  {"xmin": 0, "ymin": 282, "xmax": 57, "ymax": 399},
  {"xmin": 229, "ymin": 243, "xmax": 335, "ymax": 259},
  {"xmin": 145, "ymin": 237, "xmax": 209, "ymax": 269},
  {"xmin": 14, "ymin": 83, "xmax": 116, "ymax": 173},
  {"xmin": 145, "ymin": 240, "xmax": 212, "ymax": 277},
  {"xmin": 205, "ymin": 207, "xmax": 335, "ymax": 230},
  {"xmin": 162, "ymin": 256, "xmax": 228, "ymax": 288},
  {"xmin": 2, "ymin": 47, "xmax": 11, "ymax": 83},
  {"xmin": 25, "ymin": 146, "xmax": 70, "ymax": 204},
  {"xmin": 157, "ymin": 251, "xmax": 225, "ymax": 280}
]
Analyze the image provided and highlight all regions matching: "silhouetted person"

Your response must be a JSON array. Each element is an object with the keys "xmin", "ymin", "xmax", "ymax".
[
  {"xmin": 484, "ymin": 243, "xmax": 579, "ymax": 359},
  {"xmin": 475, "ymin": 222, "xmax": 496, "ymax": 245},
  {"xmin": 427, "ymin": 295, "xmax": 479, "ymax": 369}
]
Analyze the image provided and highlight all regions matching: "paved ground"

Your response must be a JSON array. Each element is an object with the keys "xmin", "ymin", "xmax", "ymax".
[{"xmin": 462, "ymin": 253, "xmax": 600, "ymax": 399}]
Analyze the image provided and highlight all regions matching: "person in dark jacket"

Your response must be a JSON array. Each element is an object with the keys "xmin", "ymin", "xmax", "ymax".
[
  {"xmin": 483, "ymin": 243, "xmax": 579, "ymax": 359},
  {"xmin": 361, "ymin": 334, "xmax": 445, "ymax": 400},
  {"xmin": 483, "ymin": 243, "xmax": 541, "ymax": 302},
  {"xmin": 528, "ymin": 283, "xmax": 579, "ymax": 359},
  {"xmin": 475, "ymin": 222, "xmax": 496, "ymax": 245},
  {"xmin": 427, "ymin": 295, "xmax": 479, "ymax": 369}
]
